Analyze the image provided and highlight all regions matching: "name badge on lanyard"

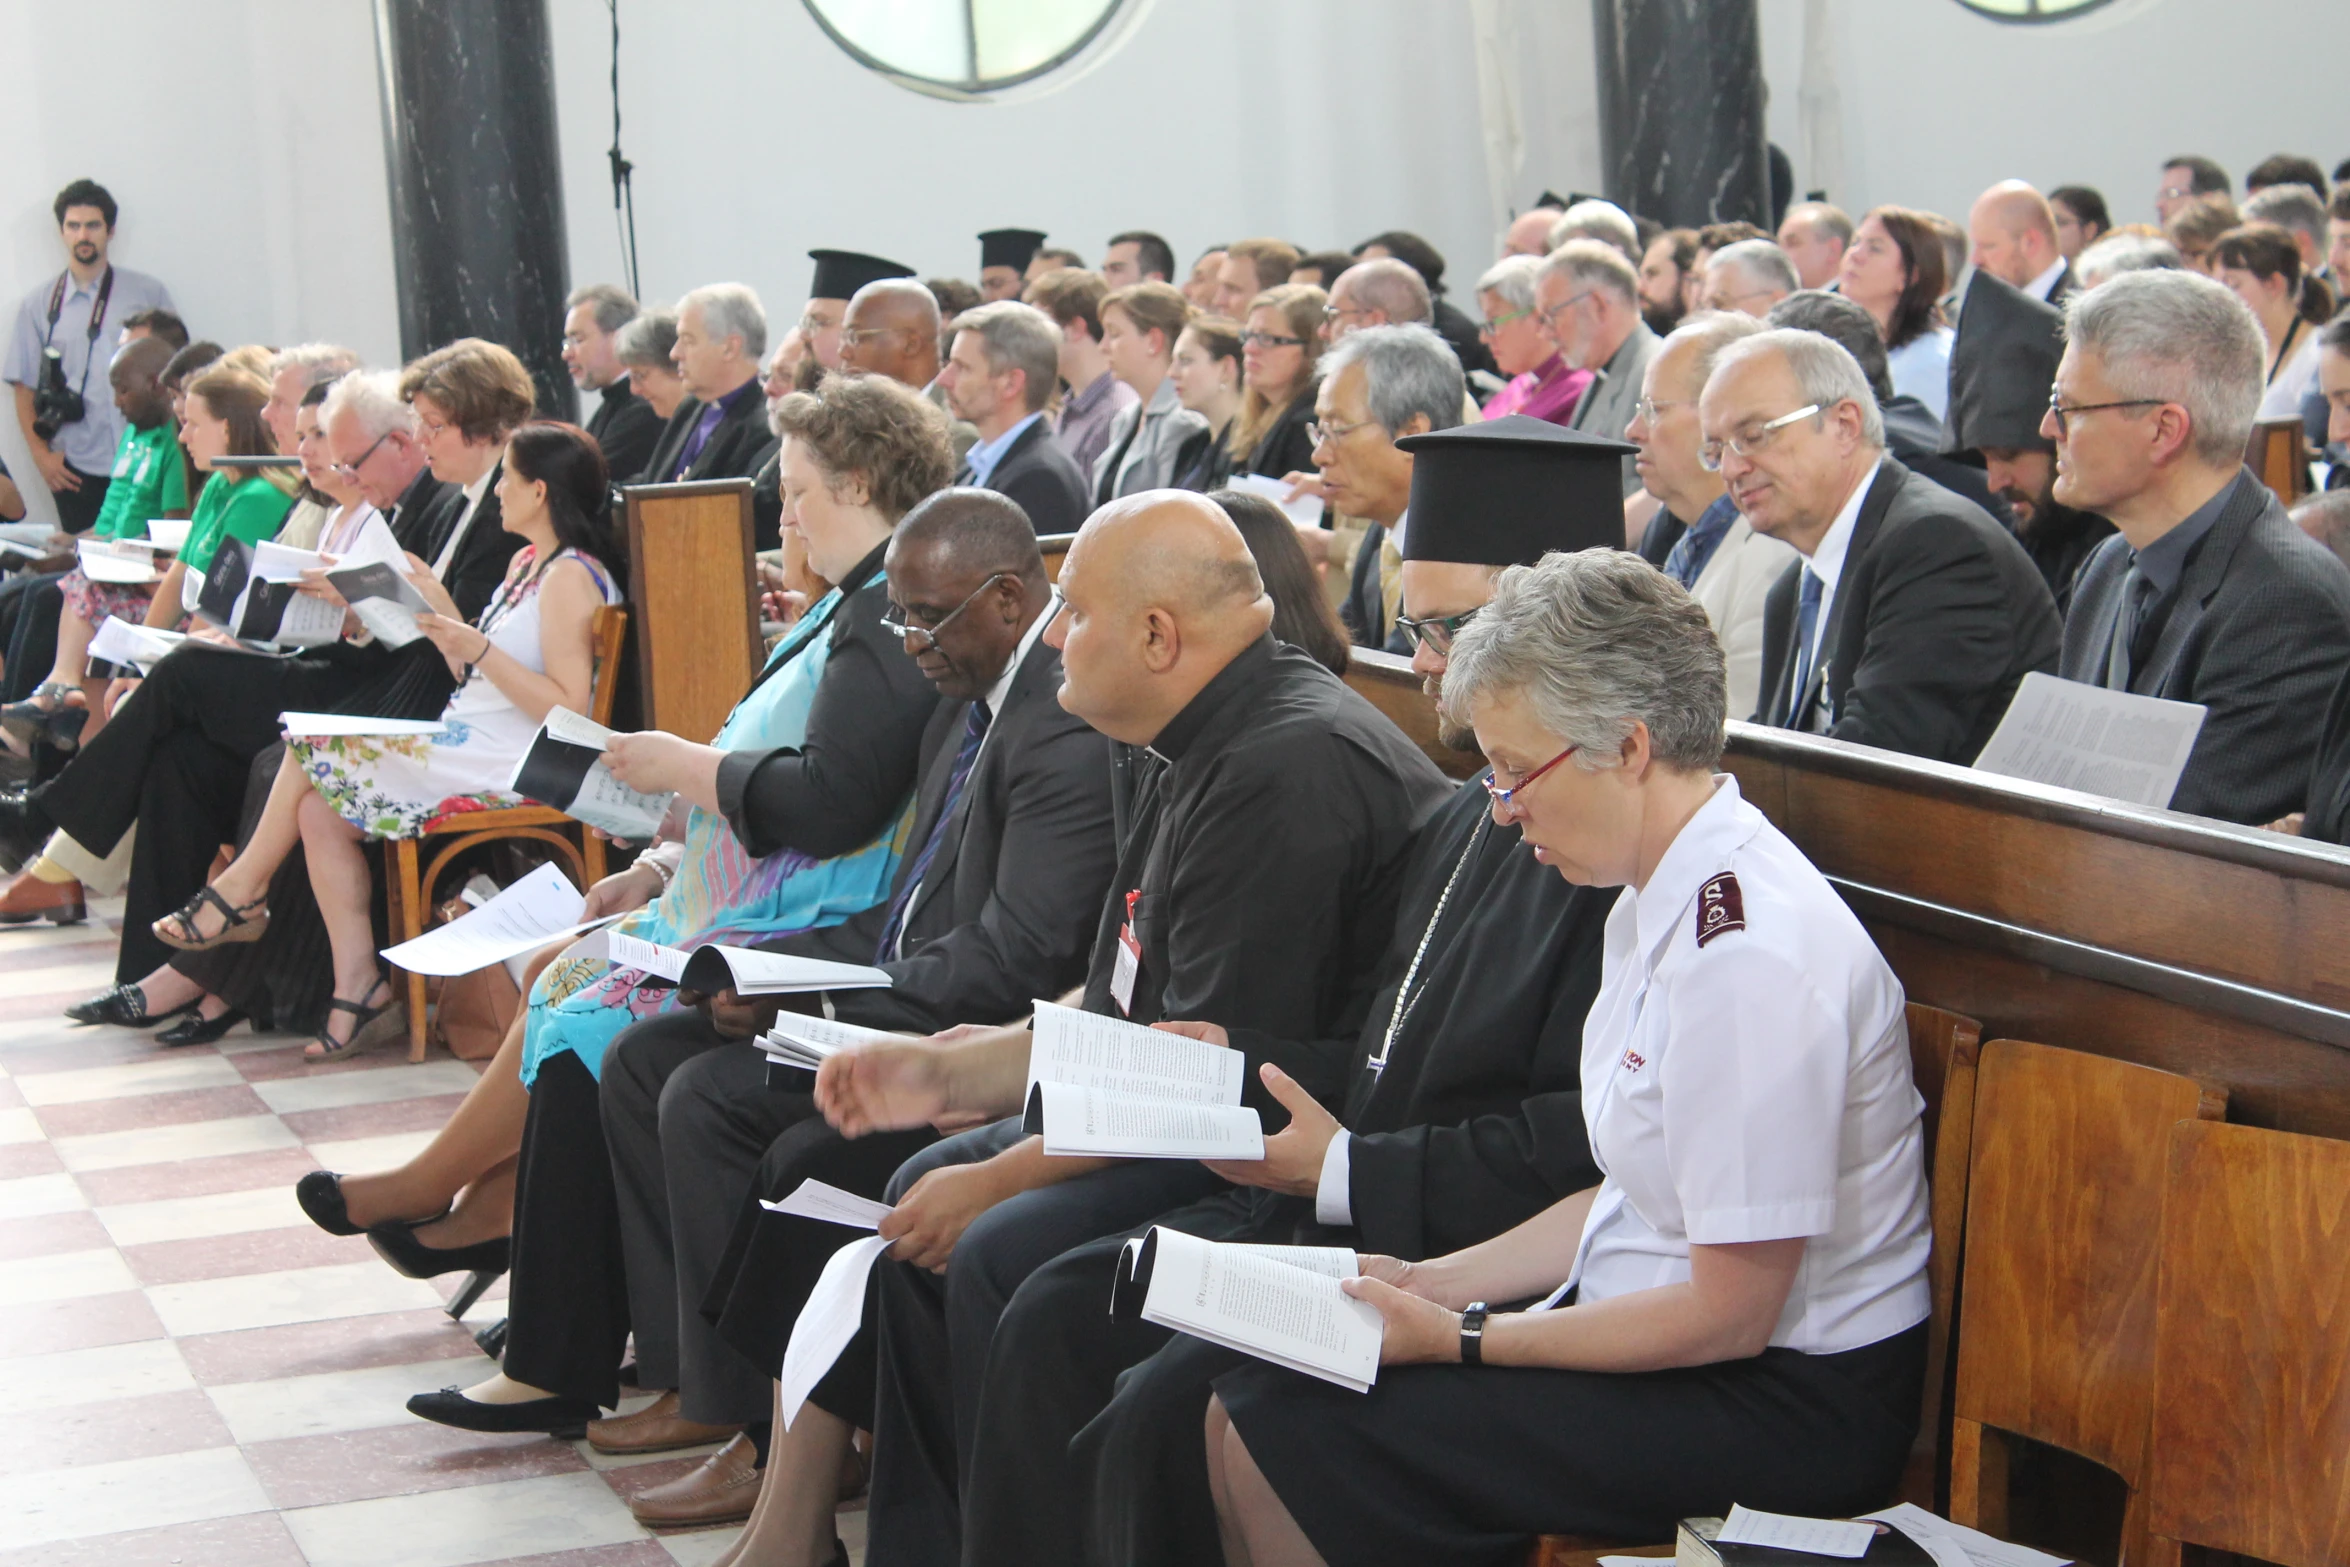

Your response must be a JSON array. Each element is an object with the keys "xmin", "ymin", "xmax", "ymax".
[{"xmin": 1110, "ymin": 888, "xmax": 1142, "ymax": 1016}]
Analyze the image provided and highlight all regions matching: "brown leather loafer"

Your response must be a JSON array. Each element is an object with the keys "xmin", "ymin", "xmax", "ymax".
[
  {"xmin": 585, "ymin": 1389, "xmax": 741, "ymax": 1456},
  {"xmin": 0, "ymin": 868, "xmax": 83, "ymax": 926},
  {"xmin": 628, "ymin": 1431, "xmax": 761, "ymax": 1527}
]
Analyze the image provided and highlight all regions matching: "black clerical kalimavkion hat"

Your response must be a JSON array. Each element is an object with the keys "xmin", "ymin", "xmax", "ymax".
[
  {"xmin": 1946, "ymin": 267, "xmax": 2064, "ymax": 455},
  {"xmin": 808, "ymin": 250, "xmax": 915, "ymax": 302},
  {"xmin": 1395, "ymin": 415, "xmax": 1637, "ymax": 567},
  {"xmin": 978, "ymin": 229, "xmax": 1047, "ymax": 273}
]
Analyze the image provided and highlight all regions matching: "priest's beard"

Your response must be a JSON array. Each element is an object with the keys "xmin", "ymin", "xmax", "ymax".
[{"xmin": 1642, "ymin": 300, "xmax": 1685, "ymax": 338}]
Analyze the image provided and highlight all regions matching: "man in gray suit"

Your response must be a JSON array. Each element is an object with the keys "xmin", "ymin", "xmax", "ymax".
[
  {"xmin": 1537, "ymin": 239, "xmax": 1658, "ymax": 495},
  {"xmin": 2053, "ymin": 270, "xmax": 2350, "ymax": 824}
]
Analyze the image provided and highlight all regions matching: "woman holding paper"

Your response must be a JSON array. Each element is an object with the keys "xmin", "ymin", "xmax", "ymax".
[{"xmin": 1204, "ymin": 551, "xmax": 1931, "ymax": 1562}]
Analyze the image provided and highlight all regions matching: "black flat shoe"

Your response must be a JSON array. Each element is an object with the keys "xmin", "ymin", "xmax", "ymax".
[
  {"xmin": 64, "ymin": 983, "xmax": 195, "ymax": 1029},
  {"xmin": 0, "ymin": 789, "xmax": 54, "ymax": 874},
  {"xmin": 369, "ymin": 1220, "xmax": 510, "ymax": 1319},
  {"xmin": 155, "ymin": 1009, "xmax": 248, "ymax": 1048},
  {"xmin": 405, "ymin": 1385, "xmax": 599, "ymax": 1437},
  {"xmin": 296, "ymin": 1171, "xmax": 363, "ymax": 1237}
]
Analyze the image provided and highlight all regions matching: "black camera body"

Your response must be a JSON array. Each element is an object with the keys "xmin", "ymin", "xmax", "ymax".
[{"xmin": 30, "ymin": 348, "xmax": 85, "ymax": 443}]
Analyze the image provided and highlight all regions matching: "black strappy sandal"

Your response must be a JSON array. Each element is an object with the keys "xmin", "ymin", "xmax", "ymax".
[
  {"xmin": 152, "ymin": 885, "xmax": 270, "ymax": 952},
  {"xmin": 305, "ymin": 976, "xmax": 404, "ymax": 1063}
]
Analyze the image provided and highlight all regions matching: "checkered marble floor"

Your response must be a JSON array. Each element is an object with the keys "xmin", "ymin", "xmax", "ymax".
[{"xmin": 0, "ymin": 899, "xmax": 866, "ymax": 1566}]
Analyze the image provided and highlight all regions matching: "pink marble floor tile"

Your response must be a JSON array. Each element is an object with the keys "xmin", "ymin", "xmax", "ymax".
[
  {"xmin": 231, "ymin": 1043, "xmax": 416, "ymax": 1082},
  {"xmin": 244, "ymin": 1418, "xmax": 591, "ymax": 1509},
  {"xmin": 0, "ymin": 1387, "xmax": 233, "ymax": 1472},
  {"xmin": 0, "ymin": 1076, "xmax": 25, "ymax": 1109},
  {"xmin": 0, "ymin": 1207, "xmax": 110, "ymax": 1260},
  {"xmin": 471, "ymin": 1545, "xmax": 679, "ymax": 1567},
  {"xmin": 0, "ymin": 1024, "xmax": 174, "ymax": 1067},
  {"xmin": 178, "ymin": 1304, "xmax": 484, "ymax": 1385},
  {"xmin": 280, "ymin": 1092, "xmax": 469, "ymax": 1143},
  {"xmin": 120, "ymin": 1224, "xmax": 377, "ymax": 1286},
  {"xmin": 0, "ymin": 1510, "xmax": 305, "ymax": 1567},
  {"xmin": 71, "ymin": 1145, "xmax": 318, "ymax": 1205},
  {"xmin": 0, "ymin": 1141, "xmax": 65, "ymax": 1179},
  {"xmin": 0, "ymin": 1289, "xmax": 165, "ymax": 1358},
  {"xmin": 32, "ymin": 1084, "xmax": 270, "ymax": 1137}
]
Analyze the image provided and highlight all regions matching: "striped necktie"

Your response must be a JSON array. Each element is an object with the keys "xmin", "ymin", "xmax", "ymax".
[{"xmin": 873, "ymin": 702, "xmax": 992, "ymax": 963}]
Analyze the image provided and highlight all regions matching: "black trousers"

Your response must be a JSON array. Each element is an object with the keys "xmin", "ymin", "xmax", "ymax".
[
  {"xmin": 858, "ymin": 1121, "xmax": 1222, "ymax": 1567},
  {"xmin": 0, "ymin": 572, "xmax": 64, "ymax": 704},
  {"xmin": 501, "ymin": 1050, "xmax": 638, "ymax": 1408},
  {"xmin": 48, "ymin": 466, "xmax": 109, "ymax": 535}
]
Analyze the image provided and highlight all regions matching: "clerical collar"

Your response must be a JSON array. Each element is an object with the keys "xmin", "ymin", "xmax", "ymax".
[
  {"xmin": 1145, "ymin": 634, "xmax": 1276, "ymax": 764},
  {"xmin": 2131, "ymin": 468, "xmax": 2241, "ymax": 596}
]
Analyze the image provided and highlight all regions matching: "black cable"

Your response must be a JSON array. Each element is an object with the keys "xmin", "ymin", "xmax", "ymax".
[{"xmin": 607, "ymin": 0, "xmax": 640, "ymax": 299}]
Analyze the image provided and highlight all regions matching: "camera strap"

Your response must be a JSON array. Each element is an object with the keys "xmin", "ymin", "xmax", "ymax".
[{"xmin": 43, "ymin": 265, "xmax": 116, "ymax": 400}]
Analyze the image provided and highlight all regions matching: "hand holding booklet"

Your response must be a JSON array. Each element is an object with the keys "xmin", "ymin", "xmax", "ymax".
[
  {"xmin": 1021, "ymin": 1000, "xmax": 1261, "ymax": 1158},
  {"xmin": 506, "ymin": 707, "xmax": 675, "ymax": 840},
  {"xmin": 325, "ymin": 559, "xmax": 436, "ymax": 648},
  {"xmin": 1111, "ymin": 1226, "xmax": 1381, "ymax": 1392}
]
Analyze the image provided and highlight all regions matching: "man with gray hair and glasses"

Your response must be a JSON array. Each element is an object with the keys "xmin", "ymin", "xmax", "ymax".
[
  {"xmin": 1539, "ymin": 239, "xmax": 1659, "ymax": 496},
  {"xmin": 1700, "ymin": 239, "xmax": 1800, "ymax": 317},
  {"xmin": 561, "ymin": 282, "xmax": 661, "ymax": 482},
  {"xmin": 1310, "ymin": 324, "xmax": 1465, "ymax": 650},
  {"xmin": 2051, "ymin": 270, "xmax": 2350, "ymax": 823},
  {"xmin": 642, "ymin": 282, "xmax": 775, "ymax": 484},
  {"xmin": 1706, "ymin": 328, "xmax": 2059, "ymax": 760}
]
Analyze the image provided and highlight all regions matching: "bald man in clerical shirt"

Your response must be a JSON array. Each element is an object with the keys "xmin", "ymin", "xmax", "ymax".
[{"xmin": 800, "ymin": 490, "xmax": 1453, "ymax": 1565}]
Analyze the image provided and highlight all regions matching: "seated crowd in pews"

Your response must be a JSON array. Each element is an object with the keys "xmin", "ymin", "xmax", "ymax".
[{"xmin": 5, "ymin": 152, "xmax": 2350, "ymax": 1565}]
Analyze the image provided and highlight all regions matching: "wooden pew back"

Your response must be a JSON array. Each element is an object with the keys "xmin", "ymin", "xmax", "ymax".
[
  {"xmin": 622, "ymin": 478, "xmax": 760, "ymax": 744},
  {"xmin": 2247, "ymin": 417, "xmax": 2312, "ymax": 505}
]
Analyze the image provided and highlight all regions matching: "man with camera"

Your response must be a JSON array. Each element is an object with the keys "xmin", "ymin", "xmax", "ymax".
[{"xmin": 6, "ymin": 180, "xmax": 175, "ymax": 534}]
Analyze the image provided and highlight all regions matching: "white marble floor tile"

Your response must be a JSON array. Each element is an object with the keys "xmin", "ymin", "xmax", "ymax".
[
  {"xmin": 146, "ymin": 1259, "xmax": 446, "ymax": 1337},
  {"xmin": 0, "ymin": 1444, "xmax": 270, "ymax": 1545},
  {"xmin": 0, "ymin": 958, "xmax": 127, "ymax": 996},
  {"xmin": 254, "ymin": 1058, "xmax": 479, "ymax": 1114},
  {"xmin": 96, "ymin": 1182, "xmax": 308, "ymax": 1247},
  {"xmin": 662, "ymin": 1525, "xmax": 748, "ymax": 1566},
  {"xmin": 208, "ymin": 1357, "xmax": 470, "ymax": 1444},
  {"xmin": 0, "ymin": 1337, "xmax": 193, "ymax": 1415},
  {"xmin": 0, "ymin": 1244, "xmax": 139, "ymax": 1306},
  {"xmin": 304, "ymin": 1129, "xmax": 438, "ymax": 1172},
  {"xmin": 0, "ymin": 1104, "xmax": 43, "ymax": 1144},
  {"xmin": 0, "ymin": 922, "xmax": 120, "ymax": 953},
  {"xmin": 16, "ymin": 1052, "xmax": 247, "ymax": 1105},
  {"xmin": 53, "ymin": 1113, "xmax": 299, "ymax": 1172},
  {"xmin": 282, "ymin": 1470, "xmax": 644, "ymax": 1567},
  {"xmin": 0, "ymin": 1170, "xmax": 89, "ymax": 1219}
]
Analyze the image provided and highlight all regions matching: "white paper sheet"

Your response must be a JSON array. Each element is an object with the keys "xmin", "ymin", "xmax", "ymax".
[
  {"xmin": 76, "ymin": 539, "xmax": 162, "ymax": 584},
  {"xmin": 379, "ymin": 863, "xmax": 618, "ymax": 976},
  {"xmin": 777, "ymin": 1233, "xmax": 891, "ymax": 1429},
  {"xmin": 1032, "ymin": 1081, "xmax": 1264, "ymax": 1159},
  {"xmin": 1223, "ymin": 471, "xmax": 1324, "ymax": 528},
  {"xmin": 87, "ymin": 617, "xmax": 186, "ymax": 671},
  {"xmin": 0, "ymin": 520, "xmax": 56, "ymax": 552},
  {"xmin": 1140, "ymin": 1226, "xmax": 1381, "ymax": 1392},
  {"xmin": 278, "ymin": 711, "xmax": 449, "ymax": 738},
  {"xmin": 684, "ymin": 946, "xmax": 893, "ymax": 996},
  {"xmin": 1716, "ymin": 1506, "xmax": 1877, "ymax": 1558},
  {"xmin": 1860, "ymin": 1503, "xmax": 2072, "ymax": 1567},
  {"xmin": 758, "ymin": 1178, "xmax": 894, "ymax": 1229},
  {"xmin": 759, "ymin": 1014, "xmax": 904, "ymax": 1069},
  {"xmin": 605, "ymin": 930, "xmax": 688, "ymax": 981},
  {"xmin": 144, "ymin": 518, "xmax": 192, "ymax": 551},
  {"xmin": 1025, "ymin": 1000, "xmax": 1248, "ymax": 1104},
  {"xmin": 250, "ymin": 541, "xmax": 327, "ymax": 581},
  {"xmin": 1971, "ymin": 673, "xmax": 2206, "ymax": 809}
]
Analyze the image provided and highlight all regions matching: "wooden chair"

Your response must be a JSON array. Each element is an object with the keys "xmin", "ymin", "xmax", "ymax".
[
  {"xmin": 1947, "ymin": 1040, "xmax": 2226, "ymax": 1567},
  {"xmin": 1528, "ymin": 1002, "xmax": 1982, "ymax": 1567},
  {"xmin": 382, "ymin": 605, "xmax": 629, "ymax": 1061},
  {"xmin": 2246, "ymin": 417, "xmax": 2312, "ymax": 505},
  {"xmin": 2145, "ymin": 1120, "xmax": 2350, "ymax": 1567}
]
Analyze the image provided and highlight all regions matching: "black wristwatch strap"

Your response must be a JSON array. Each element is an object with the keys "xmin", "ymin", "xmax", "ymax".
[{"xmin": 1459, "ymin": 1302, "xmax": 1489, "ymax": 1366}]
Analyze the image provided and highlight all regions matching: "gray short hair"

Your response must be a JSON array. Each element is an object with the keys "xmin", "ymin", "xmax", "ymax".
[
  {"xmin": 2065, "ymin": 269, "xmax": 2264, "ymax": 467},
  {"xmin": 270, "ymin": 343, "xmax": 360, "ymax": 390},
  {"xmin": 1321, "ymin": 324, "xmax": 1466, "ymax": 438},
  {"xmin": 1708, "ymin": 239, "xmax": 1800, "ymax": 298},
  {"xmin": 614, "ymin": 309, "xmax": 679, "ymax": 371},
  {"xmin": 1662, "ymin": 310, "xmax": 1767, "ymax": 387},
  {"xmin": 2243, "ymin": 183, "xmax": 2327, "ymax": 253},
  {"xmin": 321, "ymin": 369, "xmax": 417, "ymax": 443},
  {"xmin": 1539, "ymin": 239, "xmax": 1640, "ymax": 308},
  {"xmin": 1440, "ymin": 549, "xmax": 1726, "ymax": 773},
  {"xmin": 566, "ymin": 282, "xmax": 640, "ymax": 334},
  {"xmin": 680, "ymin": 282, "xmax": 768, "ymax": 362},
  {"xmin": 951, "ymin": 300, "xmax": 1064, "ymax": 414},
  {"xmin": 1548, "ymin": 200, "xmax": 1641, "ymax": 264},
  {"xmin": 1336, "ymin": 258, "xmax": 1432, "ymax": 326},
  {"xmin": 2075, "ymin": 233, "xmax": 2185, "ymax": 289},
  {"xmin": 1475, "ymin": 254, "xmax": 1543, "ymax": 314},
  {"xmin": 1710, "ymin": 327, "xmax": 1886, "ymax": 450}
]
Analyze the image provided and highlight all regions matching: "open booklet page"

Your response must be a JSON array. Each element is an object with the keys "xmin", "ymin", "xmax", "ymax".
[
  {"xmin": 757, "ymin": 1178, "xmax": 893, "ymax": 1228},
  {"xmin": 759, "ymin": 1014, "xmax": 906, "ymax": 1070},
  {"xmin": 1025, "ymin": 999, "xmax": 1249, "ymax": 1103},
  {"xmin": 505, "ymin": 706, "xmax": 674, "ymax": 840},
  {"xmin": 326, "ymin": 560, "xmax": 434, "ymax": 648},
  {"xmin": 78, "ymin": 538, "xmax": 164, "ymax": 585},
  {"xmin": 1114, "ymin": 1226, "xmax": 1380, "ymax": 1393},
  {"xmin": 1972, "ymin": 672, "xmax": 2207, "ymax": 810},
  {"xmin": 1024, "ymin": 1080, "xmax": 1264, "ymax": 1158},
  {"xmin": 602, "ymin": 932, "xmax": 891, "ymax": 996},
  {"xmin": 88, "ymin": 617, "xmax": 186, "ymax": 672}
]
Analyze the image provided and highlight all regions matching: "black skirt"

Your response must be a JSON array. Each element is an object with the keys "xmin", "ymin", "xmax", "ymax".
[{"xmin": 1217, "ymin": 1320, "xmax": 1926, "ymax": 1567}]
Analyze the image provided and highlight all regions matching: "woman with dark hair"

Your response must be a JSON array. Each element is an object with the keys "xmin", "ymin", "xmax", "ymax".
[
  {"xmin": 1837, "ymin": 206, "xmax": 1954, "ymax": 420},
  {"xmin": 1212, "ymin": 487, "xmax": 1351, "ymax": 674},
  {"xmin": 2048, "ymin": 185, "xmax": 2110, "ymax": 259},
  {"xmin": 1234, "ymin": 283, "xmax": 1328, "ymax": 480},
  {"xmin": 2212, "ymin": 221, "xmax": 2335, "ymax": 420},
  {"xmin": 156, "ymin": 420, "xmax": 624, "ymax": 1060},
  {"xmin": 1170, "ymin": 316, "xmax": 1245, "ymax": 491}
]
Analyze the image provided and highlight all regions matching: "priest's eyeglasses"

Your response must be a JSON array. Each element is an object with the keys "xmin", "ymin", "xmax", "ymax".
[
  {"xmin": 1393, "ymin": 606, "xmax": 1481, "ymax": 656},
  {"xmin": 2045, "ymin": 394, "xmax": 2165, "ymax": 437},
  {"xmin": 1483, "ymin": 743, "xmax": 1581, "ymax": 817},
  {"xmin": 1698, "ymin": 403, "xmax": 1821, "ymax": 472},
  {"xmin": 880, "ymin": 572, "xmax": 1009, "ymax": 650},
  {"xmin": 1478, "ymin": 306, "xmax": 1531, "ymax": 336}
]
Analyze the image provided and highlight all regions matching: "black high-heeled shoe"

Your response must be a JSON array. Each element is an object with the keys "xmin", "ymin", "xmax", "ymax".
[
  {"xmin": 296, "ymin": 1171, "xmax": 362, "ymax": 1237},
  {"xmin": 64, "ymin": 983, "xmax": 195, "ymax": 1029},
  {"xmin": 155, "ymin": 1008, "xmax": 248, "ymax": 1048},
  {"xmin": 368, "ymin": 1220, "xmax": 510, "ymax": 1319}
]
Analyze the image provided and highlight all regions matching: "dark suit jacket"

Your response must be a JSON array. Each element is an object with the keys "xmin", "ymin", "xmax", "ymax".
[
  {"xmin": 1756, "ymin": 456, "xmax": 2062, "ymax": 764},
  {"xmin": 586, "ymin": 376, "xmax": 664, "ymax": 484},
  {"xmin": 422, "ymin": 466, "xmax": 525, "ymax": 624},
  {"xmin": 2059, "ymin": 468, "xmax": 2350, "ymax": 822},
  {"xmin": 782, "ymin": 637, "xmax": 1118, "ymax": 1032},
  {"xmin": 383, "ymin": 466, "xmax": 451, "ymax": 558},
  {"xmin": 641, "ymin": 381, "xmax": 777, "ymax": 486},
  {"xmin": 1341, "ymin": 522, "xmax": 1408, "ymax": 654},
  {"xmin": 960, "ymin": 417, "xmax": 1089, "ymax": 537}
]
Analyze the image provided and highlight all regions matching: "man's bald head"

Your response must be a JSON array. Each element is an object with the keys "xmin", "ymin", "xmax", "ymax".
[
  {"xmin": 1045, "ymin": 490, "xmax": 1274, "ymax": 745},
  {"xmin": 843, "ymin": 279, "xmax": 944, "ymax": 388},
  {"xmin": 1969, "ymin": 179, "xmax": 2062, "ymax": 289}
]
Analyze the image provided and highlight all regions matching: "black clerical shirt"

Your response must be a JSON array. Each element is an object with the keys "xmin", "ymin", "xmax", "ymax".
[{"xmin": 1078, "ymin": 636, "xmax": 1450, "ymax": 1123}]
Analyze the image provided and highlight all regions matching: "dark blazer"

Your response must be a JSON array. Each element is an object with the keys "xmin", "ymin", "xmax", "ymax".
[
  {"xmin": 959, "ymin": 417, "xmax": 1089, "ymax": 537},
  {"xmin": 1243, "ymin": 389, "xmax": 1318, "ymax": 482},
  {"xmin": 1755, "ymin": 456, "xmax": 2062, "ymax": 764},
  {"xmin": 2060, "ymin": 469, "xmax": 2350, "ymax": 823},
  {"xmin": 382, "ymin": 465, "xmax": 451, "ymax": 558},
  {"xmin": 640, "ymin": 382, "xmax": 777, "ymax": 486},
  {"xmin": 586, "ymin": 376, "xmax": 664, "ymax": 485},
  {"xmin": 423, "ymin": 466, "xmax": 525, "ymax": 624},
  {"xmin": 2043, "ymin": 261, "xmax": 2078, "ymax": 309},
  {"xmin": 1341, "ymin": 522, "xmax": 1408, "ymax": 654},
  {"xmin": 784, "ymin": 636, "xmax": 1118, "ymax": 1033}
]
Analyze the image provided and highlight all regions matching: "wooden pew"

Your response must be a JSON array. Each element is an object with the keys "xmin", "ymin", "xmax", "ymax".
[
  {"xmin": 621, "ymin": 478, "xmax": 761, "ymax": 744},
  {"xmin": 2247, "ymin": 417, "xmax": 2312, "ymax": 506}
]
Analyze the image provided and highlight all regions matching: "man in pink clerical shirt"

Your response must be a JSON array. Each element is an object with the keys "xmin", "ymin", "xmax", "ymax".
[{"xmin": 1473, "ymin": 254, "xmax": 1591, "ymax": 425}]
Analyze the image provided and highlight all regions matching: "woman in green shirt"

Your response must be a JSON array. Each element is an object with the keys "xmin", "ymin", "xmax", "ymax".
[{"xmin": 1, "ymin": 361, "xmax": 293, "ymax": 753}]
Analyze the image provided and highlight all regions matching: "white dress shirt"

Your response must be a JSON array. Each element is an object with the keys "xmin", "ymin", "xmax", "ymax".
[
  {"xmin": 2024, "ymin": 256, "xmax": 2069, "ymax": 303},
  {"xmin": 1791, "ymin": 464, "xmax": 1874, "ymax": 726}
]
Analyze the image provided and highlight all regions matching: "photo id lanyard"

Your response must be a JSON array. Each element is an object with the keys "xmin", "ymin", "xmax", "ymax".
[{"xmin": 1111, "ymin": 888, "xmax": 1142, "ymax": 1016}]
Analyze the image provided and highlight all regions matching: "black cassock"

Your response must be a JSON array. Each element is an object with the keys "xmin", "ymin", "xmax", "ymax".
[
  {"xmin": 959, "ymin": 773, "xmax": 1614, "ymax": 1567},
  {"xmin": 2301, "ymin": 661, "xmax": 2350, "ymax": 845}
]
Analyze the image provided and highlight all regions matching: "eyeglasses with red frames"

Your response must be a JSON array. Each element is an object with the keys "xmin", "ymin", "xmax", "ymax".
[{"xmin": 1483, "ymin": 743, "xmax": 1580, "ymax": 816}]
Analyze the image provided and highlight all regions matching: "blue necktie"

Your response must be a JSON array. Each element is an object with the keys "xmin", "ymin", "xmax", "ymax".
[
  {"xmin": 1789, "ymin": 568, "xmax": 1825, "ymax": 725},
  {"xmin": 1662, "ymin": 527, "xmax": 1703, "ymax": 590},
  {"xmin": 873, "ymin": 702, "xmax": 991, "ymax": 963}
]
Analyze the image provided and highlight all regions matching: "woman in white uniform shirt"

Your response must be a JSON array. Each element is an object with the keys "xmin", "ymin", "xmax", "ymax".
[{"xmin": 1205, "ymin": 549, "xmax": 1931, "ymax": 1564}]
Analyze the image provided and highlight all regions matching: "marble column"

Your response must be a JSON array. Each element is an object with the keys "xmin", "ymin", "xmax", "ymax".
[
  {"xmin": 373, "ymin": 0, "xmax": 573, "ymax": 419},
  {"xmin": 1590, "ymin": 0, "xmax": 1770, "ymax": 229}
]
